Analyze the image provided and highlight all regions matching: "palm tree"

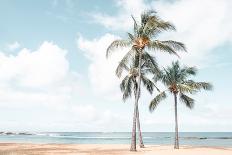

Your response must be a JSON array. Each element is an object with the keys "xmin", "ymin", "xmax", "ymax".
[
  {"xmin": 106, "ymin": 10, "xmax": 186, "ymax": 151},
  {"xmin": 149, "ymin": 61, "xmax": 213, "ymax": 149},
  {"xmin": 120, "ymin": 54, "xmax": 160, "ymax": 148}
]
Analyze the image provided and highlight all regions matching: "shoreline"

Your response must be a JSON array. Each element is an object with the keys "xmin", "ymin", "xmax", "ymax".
[{"xmin": 0, "ymin": 143, "xmax": 231, "ymax": 155}]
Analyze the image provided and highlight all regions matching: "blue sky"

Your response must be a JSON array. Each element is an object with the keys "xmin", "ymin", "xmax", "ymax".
[{"xmin": 0, "ymin": 0, "xmax": 231, "ymax": 132}]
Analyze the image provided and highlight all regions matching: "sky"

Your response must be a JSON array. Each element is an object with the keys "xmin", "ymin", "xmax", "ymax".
[{"xmin": 0, "ymin": 0, "xmax": 231, "ymax": 132}]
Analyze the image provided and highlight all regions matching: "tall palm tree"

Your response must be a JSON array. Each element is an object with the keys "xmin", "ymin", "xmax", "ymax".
[
  {"xmin": 120, "ymin": 54, "xmax": 160, "ymax": 148},
  {"xmin": 106, "ymin": 10, "xmax": 186, "ymax": 151},
  {"xmin": 149, "ymin": 61, "xmax": 213, "ymax": 149}
]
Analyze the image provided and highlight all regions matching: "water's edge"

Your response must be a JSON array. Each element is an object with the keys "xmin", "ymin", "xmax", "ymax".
[{"xmin": 0, "ymin": 132, "xmax": 231, "ymax": 147}]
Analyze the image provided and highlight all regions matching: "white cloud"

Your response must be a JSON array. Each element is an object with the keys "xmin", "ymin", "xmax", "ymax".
[
  {"xmin": 77, "ymin": 33, "xmax": 129, "ymax": 99},
  {"xmin": 92, "ymin": 0, "xmax": 149, "ymax": 31},
  {"xmin": 7, "ymin": 41, "xmax": 21, "ymax": 51},
  {"xmin": 152, "ymin": 0, "xmax": 232, "ymax": 67},
  {"xmin": 1, "ymin": 42, "xmax": 70, "ymax": 88},
  {"xmin": 0, "ymin": 41, "xmax": 80, "ymax": 108},
  {"xmin": 0, "ymin": 42, "xmax": 68, "ymax": 128},
  {"xmin": 0, "ymin": 41, "xmax": 131, "ymax": 131}
]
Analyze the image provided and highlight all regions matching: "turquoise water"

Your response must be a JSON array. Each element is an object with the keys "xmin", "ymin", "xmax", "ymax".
[{"xmin": 0, "ymin": 132, "xmax": 231, "ymax": 147}]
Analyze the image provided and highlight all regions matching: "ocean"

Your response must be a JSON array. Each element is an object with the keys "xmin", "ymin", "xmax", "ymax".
[{"xmin": 0, "ymin": 132, "xmax": 231, "ymax": 147}]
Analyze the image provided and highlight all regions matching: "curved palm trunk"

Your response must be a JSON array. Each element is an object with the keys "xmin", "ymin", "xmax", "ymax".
[
  {"xmin": 174, "ymin": 93, "xmax": 179, "ymax": 149},
  {"xmin": 136, "ymin": 107, "xmax": 145, "ymax": 148},
  {"xmin": 130, "ymin": 99, "xmax": 137, "ymax": 151},
  {"xmin": 130, "ymin": 51, "xmax": 142, "ymax": 151},
  {"xmin": 133, "ymin": 76, "xmax": 144, "ymax": 148}
]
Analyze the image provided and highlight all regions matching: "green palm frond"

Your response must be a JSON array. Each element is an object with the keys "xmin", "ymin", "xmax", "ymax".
[
  {"xmin": 147, "ymin": 40, "xmax": 180, "ymax": 57},
  {"xmin": 162, "ymin": 68, "xmax": 174, "ymax": 86},
  {"xmin": 185, "ymin": 81, "xmax": 213, "ymax": 91},
  {"xmin": 179, "ymin": 66, "xmax": 197, "ymax": 80},
  {"xmin": 132, "ymin": 51, "xmax": 140, "ymax": 68},
  {"xmin": 142, "ymin": 15, "xmax": 159, "ymax": 33},
  {"xmin": 141, "ymin": 52, "xmax": 160, "ymax": 74},
  {"xmin": 120, "ymin": 75, "xmax": 133, "ymax": 102},
  {"xmin": 127, "ymin": 32, "xmax": 135, "ymax": 41},
  {"xmin": 153, "ymin": 69, "xmax": 172, "ymax": 87},
  {"xmin": 106, "ymin": 40, "xmax": 131, "ymax": 58},
  {"xmin": 179, "ymin": 93, "xmax": 195, "ymax": 109},
  {"xmin": 159, "ymin": 40, "xmax": 187, "ymax": 52},
  {"xmin": 177, "ymin": 83, "xmax": 197, "ymax": 94},
  {"xmin": 116, "ymin": 48, "xmax": 135, "ymax": 78},
  {"xmin": 153, "ymin": 70, "xmax": 164, "ymax": 82},
  {"xmin": 141, "ymin": 75, "xmax": 154, "ymax": 94},
  {"xmin": 120, "ymin": 75, "xmax": 129, "ymax": 92},
  {"xmin": 156, "ymin": 21, "xmax": 176, "ymax": 31},
  {"xmin": 144, "ymin": 18, "xmax": 176, "ymax": 37},
  {"xmin": 141, "ymin": 10, "xmax": 157, "ymax": 25},
  {"xmin": 140, "ymin": 10, "xmax": 175, "ymax": 37},
  {"xmin": 131, "ymin": 16, "xmax": 139, "ymax": 37},
  {"xmin": 141, "ymin": 74, "xmax": 160, "ymax": 92},
  {"xmin": 149, "ymin": 91, "xmax": 167, "ymax": 111},
  {"xmin": 132, "ymin": 78, "xmax": 138, "ymax": 97}
]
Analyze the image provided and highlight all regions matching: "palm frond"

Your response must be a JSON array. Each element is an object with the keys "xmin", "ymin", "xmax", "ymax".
[
  {"xmin": 132, "ymin": 78, "xmax": 138, "ymax": 97},
  {"xmin": 141, "ymin": 51, "xmax": 160, "ymax": 74},
  {"xmin": 149, "ymin": 91, "xmax": 167, "ymax": 111},
  {"xmin": 162, "ymin": 68, "xmax": 174, "ymax": 86},
  {"xmin": 156, "ymin": 21, "xmax": 176, "ymax": 31},
  {"xmin": 106, "ymin": 40, "xmax": 131, "ymax": 58},
  {"xmin": 140, "ymin": 10, "xmax": 158, "ymax": 37},
  {"xmin": 159, "ymin": 40, "xmax": 187, "ymax": 52},
  {"xmin": 132, "ymin": 51, "xmax": 140, "ymax": 68},
  {"xmin": 153, "ymin": 70, "xmax": 163, "ymax": 82},
  {"xmin": 144, "ymin": 18, "xmax": 176, "ymax": 37},
  {"xmin": 179, "ymin": 93, "xmax": 195, "ymax": 109},
  {"xmin": 180, "ymin": 66, "xmax": 197, "ymax": 80},
  {"xmin": 141, "ymin": 10, "xmax": 156, "ymax": 24},
  {"xmin": 177, "ymin": 83, "xmax": 197, "ymax": 94},
  {"xmin": 140, "ymin": 10, "xmax": 175, "ymax": 36},
  {"xmin": 185, "ymin": 81, "xmax": 213, "ymax": 91},
  {"xmin": 141, "ymin": 76, "xmax": 154, "ymax": 94},
  {"xmin": 147, "ymin": 40, "xmax": 180, "ymax": 57},
  {"xmin": 127, "ymin": 32, "xmax": 135, "ymax": 41},
  {"xmin": 120, "ymin": 75, "xmax": 133, "ymax": 102},
  {"xmin": 131, "ymin": 16, "xmax": 139, "ymax": 37},
  {"xmin": 142, "ymin": 14, "xmax": 159, "ymax": 33},
  {"xmin": 116, "ymin": 48, "xmax": 135, "ymax": 78},
  {"xmin": 120, "ymin": 75, "xmax": 129, "ymax": 92}
]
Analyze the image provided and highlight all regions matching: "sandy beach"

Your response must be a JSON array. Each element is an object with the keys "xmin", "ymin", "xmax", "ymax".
[{"xmin": 0, "ymin": 143, "xmax": 231, "ymax": 155}]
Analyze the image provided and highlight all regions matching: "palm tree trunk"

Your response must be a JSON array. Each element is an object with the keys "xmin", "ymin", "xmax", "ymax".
[
  {"xmin": 130, "ymin": 100, "xmax": 137, "ymax": 151},
  {"xmin": 133, "ymin": 76, "xmax": 144, "ymax": 148},
  {"xmin": 136, "ymin": 108, "xmax": 145, "ymax": 148},
  {"xmin": 130, "ymin": 51, "xmax": 142, "ymax": 151},
  {"xmin": 174, "ymin": 93, "xmax": 179, "ymax": 149}
]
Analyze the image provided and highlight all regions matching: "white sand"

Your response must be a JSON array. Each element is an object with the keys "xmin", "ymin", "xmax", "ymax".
[{"xmin": 0, "ymin": 143, "xmax": 231, "ymax": 155}]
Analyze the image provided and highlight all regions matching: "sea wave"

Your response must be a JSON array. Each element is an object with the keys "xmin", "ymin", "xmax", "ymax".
[
  {"xmin": 48, "ymin": 135, "xmax": 131, "ymax": 139},
  {"xmin": 1, "ymin": 132, "xmax": 232, "ymax": 140},
  {"xmin": 182, "ymin": 137, "xmax": 232, "ymax": 140},
  {"xmin": 0, "ymin": 132, "xmax": 34, "ymax": 136},
  {"xmin": 35, "ymin": 134, "xmax": 153, "ymax": 139},
  {"xmin": 34, "ymin": 133, "xmax": 154, "ymax": 139}
]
